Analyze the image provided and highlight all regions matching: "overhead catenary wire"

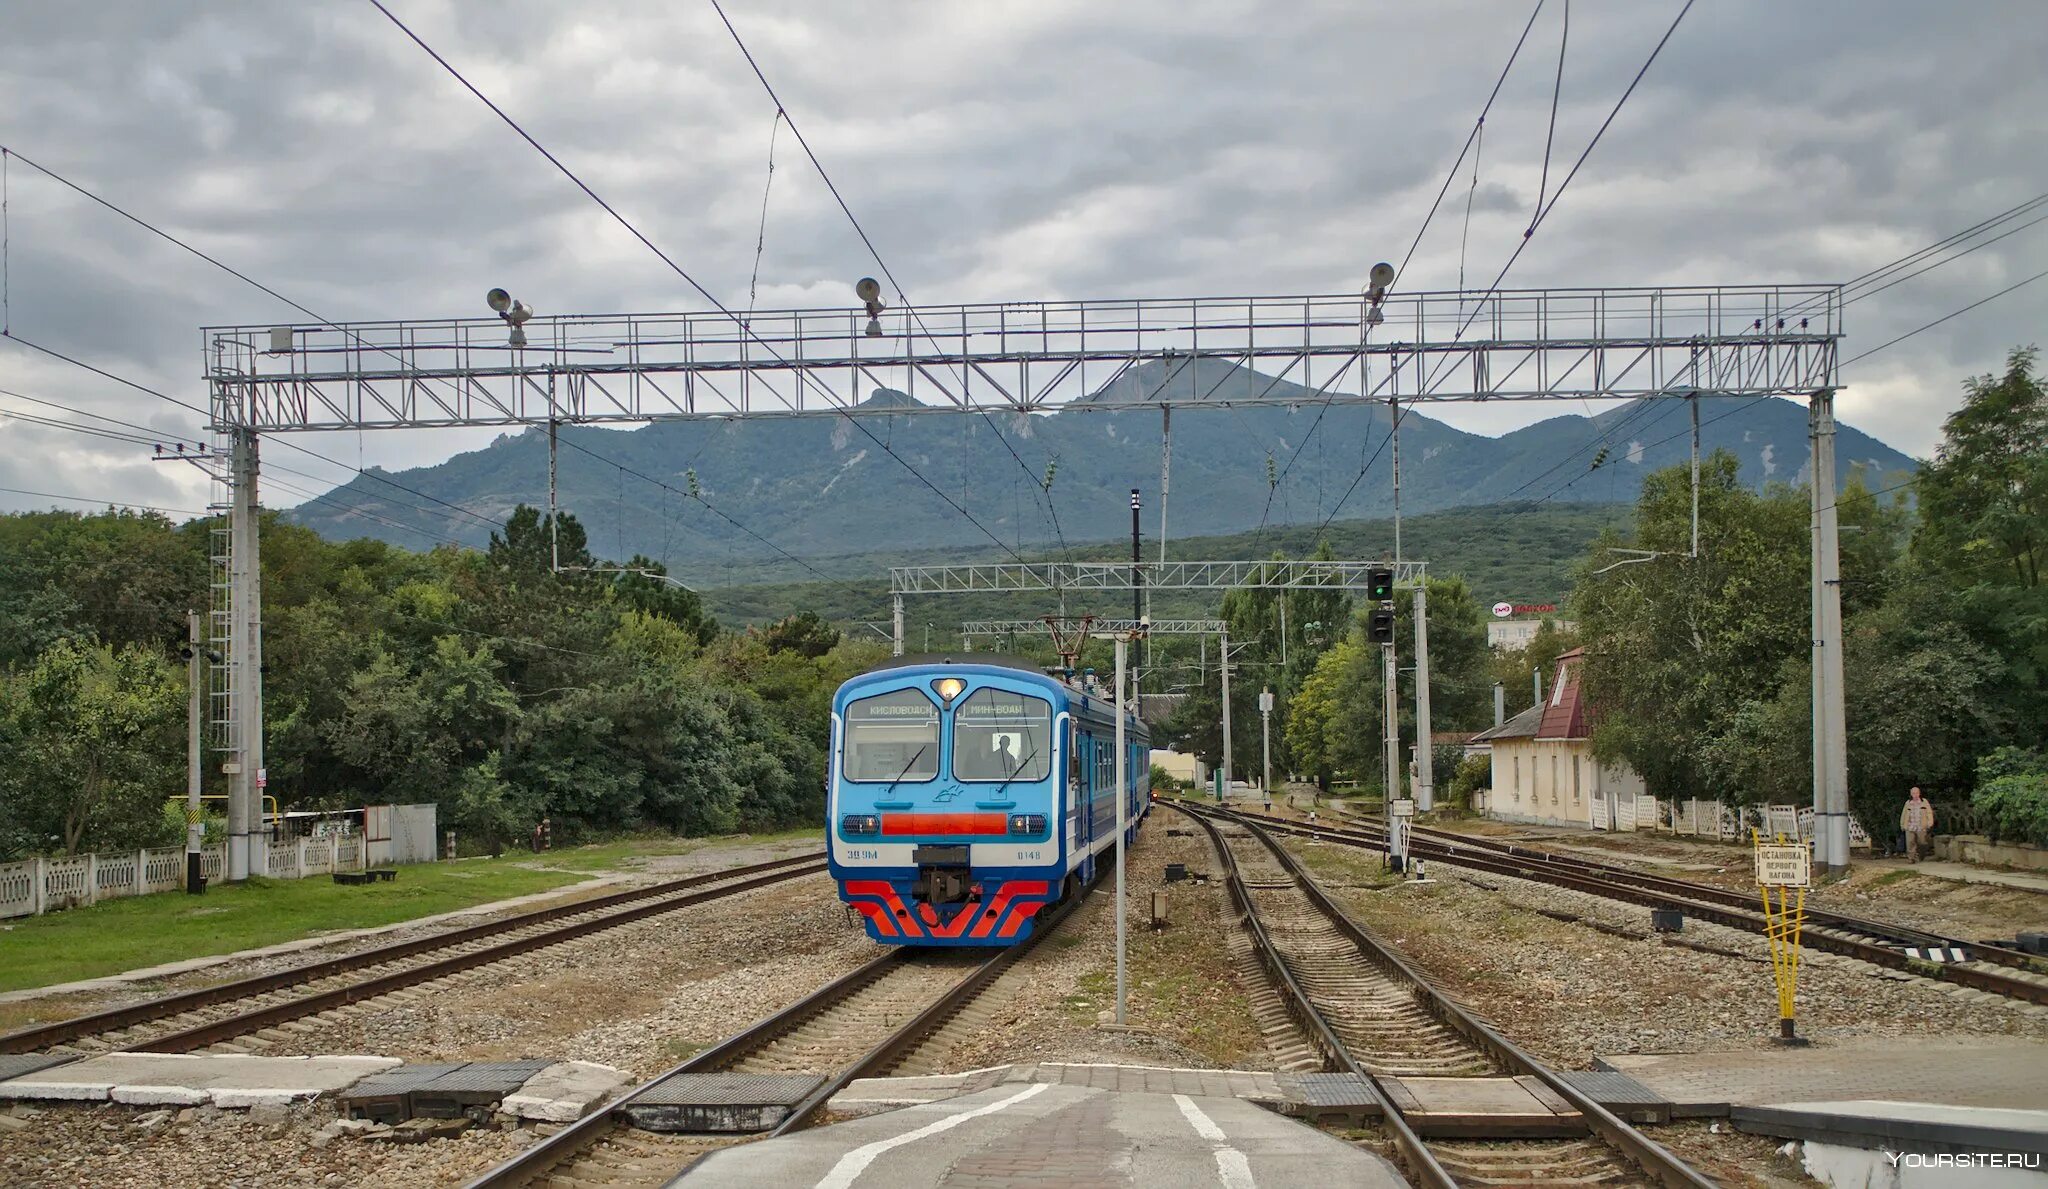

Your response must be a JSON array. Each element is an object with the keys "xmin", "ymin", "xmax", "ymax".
[
  {"xmin": 1510, "ymin": 197, "xmax": 2048, "ymax": 511},
  {"xmin": 1422, "ymin": 0, "xmax": 1695, "ymax": 395},
  {"xmin": 1530, "ymin": 261, "xmax": 2048, "ymax": 508},
  {"xmin": 704, "ymin": 0, "xmax": 1071, "ymax": 560},
  {"xmin": 0, "ymin": 146, "xmax": 772, "ymax": 561},
  {"xmin": 0, "ymin": 484, "xmax": 210, "ymax": 518},
  {"xmin": 1256, "ymin": 0, "xmax": 1548, "ymax": 546},
  {"xmin": 1529, "ymin": 0, "xmax": 1569, "ymax": 231},
  {"xmin": 366, "ymin": 0, "xmax": 1024, "ymax": 564}
]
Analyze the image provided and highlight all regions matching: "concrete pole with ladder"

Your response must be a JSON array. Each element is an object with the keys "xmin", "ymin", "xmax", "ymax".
[
  {"xmin": 1412, "ymin": 581, "xmax": 1434, "ymax": 812},
  {"xmin": 226, "ymin": 429, "xmax": 264, "ymax": 881},
  {"xmin": 1809, "ymin": 389, "xmax": 1851, "ymax": 871},
  {"xmin": 1113, "ymin": 634, "xmax": 1129, "ymax": 1025},
  {"xmin": 185, "ymin": 610, "xmax": 205, "ymax": 894}
]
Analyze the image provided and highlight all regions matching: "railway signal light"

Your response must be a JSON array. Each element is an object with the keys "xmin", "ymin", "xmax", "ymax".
[
  {"xmin": 1368, "ymin": 607, "xmax": 1396, "ymax": 644},
  {"xmin": 1367, "ymin": 566, "xmax": 1395, "ymax": 602}
]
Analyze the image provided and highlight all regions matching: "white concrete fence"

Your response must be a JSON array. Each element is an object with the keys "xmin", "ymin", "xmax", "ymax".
[
  {"xmin": 1655, "ymin": 798, "xmax": 1870, "ymax": 849},
  {"xmin": 0, "ymin": 835, "xmax": 366, "ymax": 920}
]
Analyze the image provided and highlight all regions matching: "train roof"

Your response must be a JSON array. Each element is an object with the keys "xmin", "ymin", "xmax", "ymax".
[{"xmin": 841, "ymin": 655, "xmax": 1147, "ymax": 732}]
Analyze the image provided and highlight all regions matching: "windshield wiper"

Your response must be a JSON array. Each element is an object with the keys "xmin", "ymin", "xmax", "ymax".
[
  {"xmin": 880, "ymin": 745, "xmax": 929, "ymax": 801},
  {"xmin": 992, "ymin": 745, "xmax": 1040, "ymax": 800}
]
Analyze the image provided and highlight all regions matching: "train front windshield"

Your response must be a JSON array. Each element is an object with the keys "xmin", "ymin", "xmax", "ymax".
[
  {"xmin": 843, "ymin": 688, "xmax": 941, "ymax": 781},
  {"xmin": 952, "ymin": 689, "xmax": 1052, "ymax": 782}
]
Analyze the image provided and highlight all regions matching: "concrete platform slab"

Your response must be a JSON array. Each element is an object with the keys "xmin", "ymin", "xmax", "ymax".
[
  {"xmin": 502, "ymin": 1060, "xmax": 631, "ymax": 1123},
  {"xmin": 0, "ymin": 1053, "xmax": 398, "ymax": 1108},
  {"xmin": 1378, "ymin": 1075, "xmax": 1584, "ymax": 1138},
  {"xmin": 623, "ymin": 1071, "xmax": 824, "ymax": 1133},
  {"xmin": 684, "ymin": 1082, "xmax": 1407, "ymax": 1188},
  {"xmin": 1598, "ymin": 1038, "xmax": 2048, "ymax": 1115},
  {"xmin": 1736, "ymin": 1099, "xmax": 2048, "ymax": 1157}
]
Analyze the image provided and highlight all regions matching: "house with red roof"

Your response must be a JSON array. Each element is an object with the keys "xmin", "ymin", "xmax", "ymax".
[{"xmin": 1470, "ymin": 647, "xmax": 1649, "ymax": 830}]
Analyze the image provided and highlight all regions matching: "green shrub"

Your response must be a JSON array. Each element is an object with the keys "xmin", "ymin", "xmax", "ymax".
[
  {"xmin": 1444, "ymin": 753, "xmax": 1491, "ymax": 812},
  {"xmin": 1974, "ymin": 772, "xmax": 2048, "ymax": 847}
]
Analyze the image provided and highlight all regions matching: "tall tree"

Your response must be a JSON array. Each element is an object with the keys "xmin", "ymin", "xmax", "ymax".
[
  {"xmin": 0, "ymin": 640, "xmax": 182, "ymax": 855},
  {"xmin": 1573, "ymin": 452, "xmax": 1810, "ymax": 801}
]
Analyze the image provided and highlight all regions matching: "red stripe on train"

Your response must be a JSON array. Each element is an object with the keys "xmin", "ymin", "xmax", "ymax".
[{"xmin": 879, "ymin": 812, "xmax": 1009, "ymax": 836}]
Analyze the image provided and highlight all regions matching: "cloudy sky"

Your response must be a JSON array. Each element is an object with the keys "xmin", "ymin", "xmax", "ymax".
[{"xmin": 1, "ymin": 0, "xmax": 2044, "ymax": 520}]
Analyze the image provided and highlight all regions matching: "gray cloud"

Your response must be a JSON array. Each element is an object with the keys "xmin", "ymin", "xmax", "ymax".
[{"xmin": 1, "ymin": 0, "xmax": 2044, "ymax": 523}]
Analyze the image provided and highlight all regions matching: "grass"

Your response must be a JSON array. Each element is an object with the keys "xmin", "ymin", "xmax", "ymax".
[
  {"xmin": 0, "ymin": 830, "xmax": 820, "ymax": 996},
  {"xmin": 1868, "ymin": 868, "xmax": 1923, "ymax": 889}
]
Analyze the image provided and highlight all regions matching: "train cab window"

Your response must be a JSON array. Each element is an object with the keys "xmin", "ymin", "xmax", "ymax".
[
  {"xmin": 953, "ymin": 689, "xmax": 1053, "ymax": 782},
  {"xmin": 842, "ymin": 688, "xmax": 940, "ymax": 782}
]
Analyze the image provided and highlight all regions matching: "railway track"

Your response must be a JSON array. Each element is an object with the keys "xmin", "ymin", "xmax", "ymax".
[
  {"xmin": 1213, "ymin": 803, "xmax": 2048, "ymax": 1006},
  {"xmin": 1174, "ymin": 801, "xmax": 1711, "ymax": 1189},
  {"xmin": 0, "ymin": 853, "xmax": 826, "ymax": 1057},
  {"xmin": 468, "ymin": 875, "xmax": 1095, "ymax": 1188}
]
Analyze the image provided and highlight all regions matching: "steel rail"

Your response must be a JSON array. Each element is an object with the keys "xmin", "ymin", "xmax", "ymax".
[
  {"xmin": 1164, "ymin": 802, "xmax": 1456, "ymax": 1189},
  {"xmin": 1183, "ymin": 804, "xmax": 1713, "ymax": 1188},
  {"xmin": 0, "ymin": 853, "xmax": 824, "ymax": 1055},
  {"xmin": 468, "ymin": 872, "xmax": 1096, "ymax": 1188},
  {"xmin": 1221, "ymin": 807, "xmax": 2048, "ymax": 1006}
]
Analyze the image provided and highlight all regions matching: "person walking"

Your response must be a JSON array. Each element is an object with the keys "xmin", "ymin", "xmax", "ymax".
[{"xmin": 1900, "ymin": 786, "xmax": 1936, "ymax": 862}]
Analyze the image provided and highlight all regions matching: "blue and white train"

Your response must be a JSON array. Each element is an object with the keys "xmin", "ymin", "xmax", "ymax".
[{"xmin": 826, "ymin": 656, "xmax": 1150, "ymax": 946}]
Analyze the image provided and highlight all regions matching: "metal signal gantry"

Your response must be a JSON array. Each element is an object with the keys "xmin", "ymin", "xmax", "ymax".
[{"xmin": 205, "ymin": 285, "xmax": 1840, "ymax": 431}]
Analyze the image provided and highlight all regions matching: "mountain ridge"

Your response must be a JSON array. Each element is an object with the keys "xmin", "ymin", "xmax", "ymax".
[{"xmin": 286, "ymin": 358, "xmax": 1915, "ymax": 566}]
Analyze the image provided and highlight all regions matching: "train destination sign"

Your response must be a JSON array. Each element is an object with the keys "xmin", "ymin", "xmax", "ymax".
[{"xmin": 1754, "ymin": 843, "xmax": 1812, "ymax": 887}]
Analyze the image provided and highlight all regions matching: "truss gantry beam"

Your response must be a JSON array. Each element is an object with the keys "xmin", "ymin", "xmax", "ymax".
[
  {"xmin": 204, "ymin": 285, "xmax": 1842, "ymax": 432},
  {"xmin": 890, "ymin": 559, "xmax": 1426, "ymax": 596},
  {"xmin": 961, "ymin": 619, "xmax": 1225, "ymax": 637}
]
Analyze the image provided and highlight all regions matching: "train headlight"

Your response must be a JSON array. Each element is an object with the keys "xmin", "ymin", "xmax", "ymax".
[
  {"xmin": 842, "ymin": 814, "xmax": 880, "ymax": 836},
  {"xmin": 1008, "ymin": 814, "xmax": 1046, "ymax": 836}
]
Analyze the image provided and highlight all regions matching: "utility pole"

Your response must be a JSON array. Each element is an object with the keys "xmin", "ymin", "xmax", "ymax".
[
  {"xmin": 1382, "ymin": 635, "xmax": 1403, "ymax": 868},
  {"xmin": 1690, "ymin": 393, "xmax": 1701, "ymax": 559},
  {"xmin": 184, "ymin": 611, "xmax": 205, "ymax": 894},
  {"xmin": 226, "ymin": 429, "xmax": 263, "ymax": 882},
  {"xmin": 1390, "ymin": 396, "xmax": 1403, "ymax": 562},
  {"xmin": 1219, "ymin": 627, "xmax": 1234, "ymax": 797},
  {"xmin": 1159, "ymin": 409, "xmax": 1171, "ymax": 566},
  {"xmin": 1259, "ymin": 687, "xmax": 1274, "ymax": 798},
  {"xmin": 1413, "ymin": 581, "xmax": 1434, "ymax": 812},
  {"xmin": 892, "ymin": 593, "xmax": 905, "ymax": 657},
  {"xmin": 1113, "ymin": 633, "xmax": 1130, "ymax": 1025},
  {"xmin": 1810, "ymin": 389, "xmax": 1851, "ymax": 871},
  {"xmin": 1130, "ymin": 488, "xmax": 1143, "ymax": 717},
  {"xmin": 547, "ymin": 418, "xmax": 560, "ymax": 573}
]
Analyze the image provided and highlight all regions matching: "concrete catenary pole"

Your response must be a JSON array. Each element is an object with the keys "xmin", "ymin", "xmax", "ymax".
[
  {"xmin": 1493, "ymin": 681, "xmax": 1506, "ymax": 728},
  {"xmin": 1259, "ymin": 687, "xmax": 1274, "ymax": 797},
  {"xmin": 1113, "ymin": 634, "xmax": 1129, "ymax": 1024},
  {"xmin": 1382, "ymin": 638, "xmax": 1403, "ymax": 867},
  {"xmin": 1219, "ymin": 627, "xmax": 1234, "ymax": 796},
  {"xmin": 1810, "ymin": 389, "xmax": 1851, "ymax": 871},
  {"xmin": 185, "ymin": 610, "xmax": 205, "ymax": 894},
  {"xmin": 892, "ymin": 593, "xmax": 905, "ymax": 657},
  {"xmin": 227, "ymin": 429, "xmax": 264, "ymax": 881},
  {"xmin": 1413, "ymin": 582, "xmax": 1434, "ymax": 812}
]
